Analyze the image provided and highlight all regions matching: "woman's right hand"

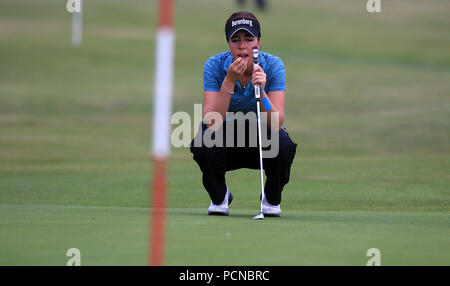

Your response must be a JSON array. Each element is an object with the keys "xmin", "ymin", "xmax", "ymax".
[{"xmin": 226, "ymin": 57, "xmax": 248, "ymax": 82}]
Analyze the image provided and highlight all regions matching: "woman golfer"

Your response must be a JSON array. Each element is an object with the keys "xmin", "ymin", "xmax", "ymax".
[{"xmin": 190, "ymin": 11, "xmax": 297, "ymax": 217}]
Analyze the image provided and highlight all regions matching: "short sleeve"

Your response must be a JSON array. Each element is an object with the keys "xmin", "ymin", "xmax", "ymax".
[
  {"xmin": 267, "ymin": 57, "xmax": 286, "ymax": 92},
  {"xmin": 203, "ymin": 57, "xmax": 221, "ymax": 92}
]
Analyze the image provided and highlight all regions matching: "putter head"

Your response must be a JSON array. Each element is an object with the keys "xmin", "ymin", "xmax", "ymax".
[{"xmin": 253, "ymin": 212, "xmax": 264, "ymax": 220}]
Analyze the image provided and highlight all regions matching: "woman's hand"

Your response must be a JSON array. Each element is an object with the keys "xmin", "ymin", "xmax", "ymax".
[
  {"xmin": 251, "ymin": 65, "xmax": 266, "ymax": 91},
  {"xmin": 226, "ymin": 56, "xmax": 248, "ymax": 82}
]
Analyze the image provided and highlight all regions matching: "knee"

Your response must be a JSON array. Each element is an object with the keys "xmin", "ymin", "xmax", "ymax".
[
  {"xmin": 190, "ymin": 125, "xmax": 207, "ymax": 159},
  {"xmin": 277, "ymin": 130, "xmax": 297, "ymax": 164},
  {"xmin": 190, "ymin": 139, "xmax": 224, "ymax": 171},
  {"xmin": 274, "ymin": 131, "xmax": 297, "ymax": 185},
  {"xmin": 190, "ymin": 139, "xmax": 211, "ymax": 162}
]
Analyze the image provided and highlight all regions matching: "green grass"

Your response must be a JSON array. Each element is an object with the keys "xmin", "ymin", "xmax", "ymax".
[{"xmin": 0, "ymin": 0, "xmax": 449, "ymax": 265}]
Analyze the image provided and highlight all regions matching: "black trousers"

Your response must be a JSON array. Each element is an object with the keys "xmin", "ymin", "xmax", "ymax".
[{"xmin": 190, "ymin": 120, "xmax": 297, "ymax": 206}]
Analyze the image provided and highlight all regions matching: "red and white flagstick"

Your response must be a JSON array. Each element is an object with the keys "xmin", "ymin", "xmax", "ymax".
[{"xmin": 150, "ymin": 0, "xmax": 174, "ymax": 266}]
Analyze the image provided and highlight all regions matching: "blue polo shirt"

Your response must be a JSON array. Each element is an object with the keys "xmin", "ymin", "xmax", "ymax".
[{"xmin": 203, "ymin": 51, "xmax": 285, "ymax": 114}]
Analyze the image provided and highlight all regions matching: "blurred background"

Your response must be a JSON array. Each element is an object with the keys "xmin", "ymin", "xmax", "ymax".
[{"xmin": 0, "ymin": 0, "xmax": 449, "ymax": 265}]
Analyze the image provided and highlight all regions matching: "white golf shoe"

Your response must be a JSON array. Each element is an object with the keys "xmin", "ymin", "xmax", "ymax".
[
  {"xmin": 207, "ymin": 185, "xmax": 233, "ymax": 216},
  {"xmin": 262, "ymin": 197, "xmax": 281, "ymax": 217}
]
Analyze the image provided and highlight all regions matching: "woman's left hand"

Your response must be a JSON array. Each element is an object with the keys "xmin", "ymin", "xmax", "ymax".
[{"xmin": 251, "ymin": 65, "xmax": 266, "ymax": 91}]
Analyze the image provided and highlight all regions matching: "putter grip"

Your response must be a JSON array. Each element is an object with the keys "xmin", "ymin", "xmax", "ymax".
[
  {"xmin": 252, "ymin": 47, "xmax": 261, "ymax": 100},
  {"xmin": 252, "ymin": 47, "xmax": 259, "ymax": 66}
]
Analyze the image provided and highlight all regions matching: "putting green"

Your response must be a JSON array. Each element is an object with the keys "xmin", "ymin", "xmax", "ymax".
[{"xmin": 0, "ymin": 0, "xmax": 449, "ymax": 265}]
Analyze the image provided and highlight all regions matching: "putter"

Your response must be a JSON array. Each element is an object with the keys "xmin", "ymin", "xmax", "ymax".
[{"xmin": 251, "ymin": 47, "xmax": 265, "ymax": 221}]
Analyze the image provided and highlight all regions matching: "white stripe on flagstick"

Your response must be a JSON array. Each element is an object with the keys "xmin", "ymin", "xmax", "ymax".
[
  {"xmin": 71, "ymin": 0, "xmax": 83, "ymax": 47},
  {"xmin": 152, "ymin": 28, "xmax": 175, "ymax": 159}
]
